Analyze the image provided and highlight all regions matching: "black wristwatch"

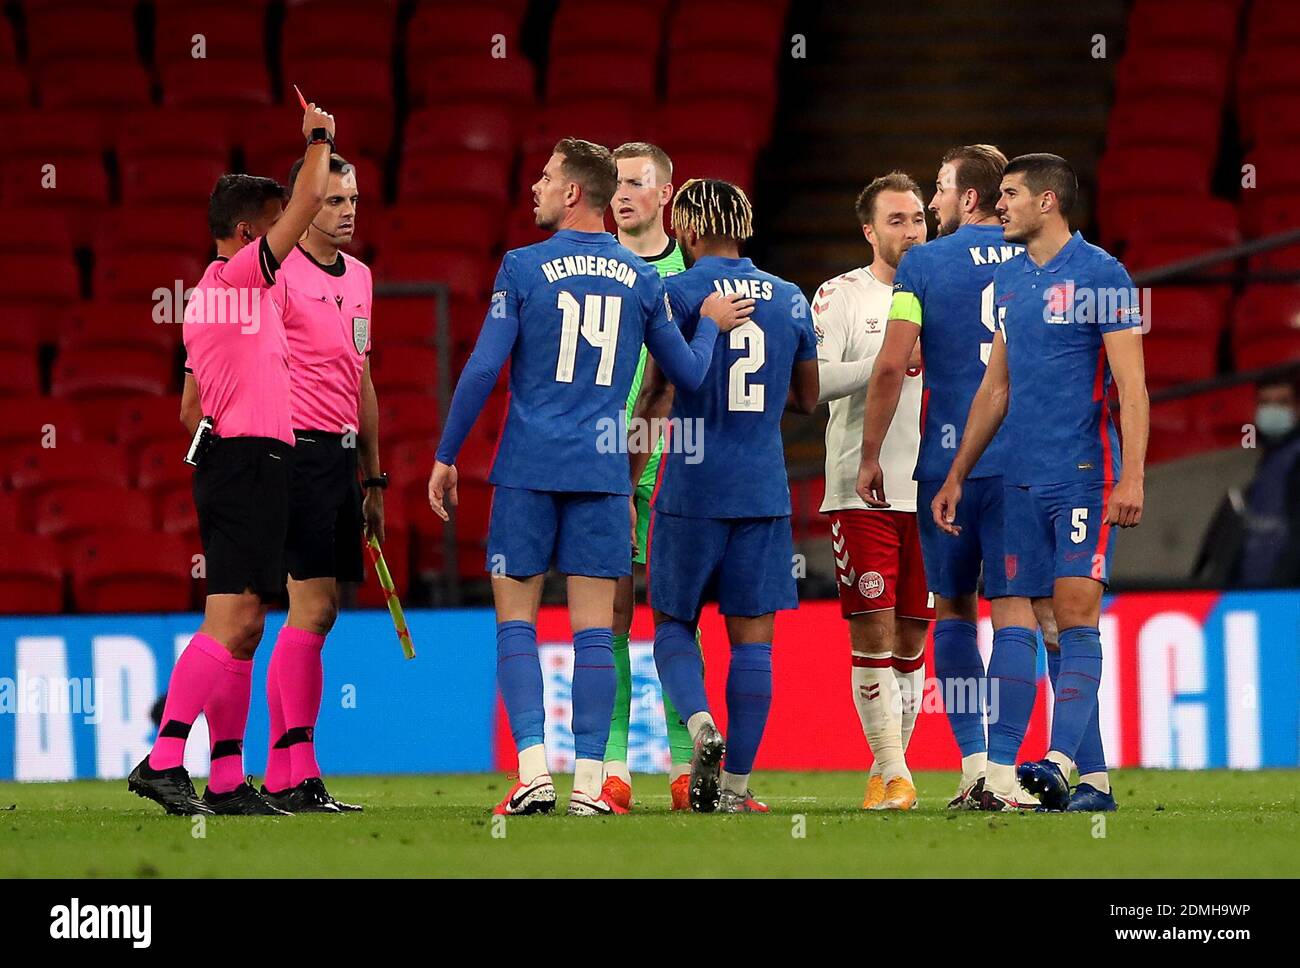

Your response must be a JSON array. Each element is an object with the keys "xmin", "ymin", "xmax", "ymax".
[
  {"xmin": 362, "ymin": 473, "xmax": 389, "ymax": 491},
  {"xmin": 307, "ymin": 127, "xmax": 335, "ymax": 151}
]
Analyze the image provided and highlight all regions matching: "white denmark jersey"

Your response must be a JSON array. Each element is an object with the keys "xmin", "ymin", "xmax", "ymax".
[{"xmin": 812, "ymin": 266, "xmax": 923, "ymax": 513}]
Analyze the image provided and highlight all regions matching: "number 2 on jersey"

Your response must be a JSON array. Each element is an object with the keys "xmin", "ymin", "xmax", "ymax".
[
  {"xmin": 729, "ymin": 321, "xmax": 765, "ymax": 411},
  {"xmin": 555, "ymin": 291, "xmax": 621, "ymax": 385}
]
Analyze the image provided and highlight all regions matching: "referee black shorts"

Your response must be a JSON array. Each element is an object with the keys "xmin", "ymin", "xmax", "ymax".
[
  {"xmin": 285, "ymin": 429, "xmax": 365, "ymax": 583},
  {"xmin": 193, "ymin": 436, "xmax": 292, "ymax": 601}
]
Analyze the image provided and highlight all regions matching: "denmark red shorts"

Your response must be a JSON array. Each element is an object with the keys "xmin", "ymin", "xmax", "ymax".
[{"xmin": 827, "ymin": 509, "xmax": 935, "ymax": 620}]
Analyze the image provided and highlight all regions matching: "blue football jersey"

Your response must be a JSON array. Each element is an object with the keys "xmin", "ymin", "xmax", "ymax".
[
  {"xmin": 994, "ymin": 231, "xmax": 1144, "ymax": 487},
  {"xmin": 654, "ymin": 256, "xmax": 818, "ymax": 519},
  {"xmin": 489, "ymin": 229, "xmax": 675, "ymax": 494},
  {"xmin": 890, "ymin": 223, "xmax": 1024, "ymax": 482}
]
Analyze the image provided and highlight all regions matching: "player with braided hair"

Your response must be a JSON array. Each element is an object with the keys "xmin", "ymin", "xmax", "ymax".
[{"xmin": 645, "ymin": 178, "xmax": 821, "ymax": 812}]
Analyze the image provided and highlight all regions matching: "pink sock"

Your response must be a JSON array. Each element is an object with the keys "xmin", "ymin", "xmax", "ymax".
[
  {"xmin": 264, "ymin": 643, "xmax": 292, "ymax": 793},
  {"xmin": 149, "ymin": 633, "xmax": 230, "ymax": 771},
  {"xmin": 272, "ymin": 626, "xmax": 326, "ymax": 786},
  {"xmin": 203, "ymin": 653, "xmax": 253, "ymax": 794}
]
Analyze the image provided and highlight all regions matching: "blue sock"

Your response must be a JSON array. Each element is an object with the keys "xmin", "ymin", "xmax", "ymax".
[
  {"xmin": 723, "ymin": 643, "xmax": 772, "ymax": 776},
  {"xmin": 986, "ymin": 626, "xmax": 1039, "ymax": 766},
  {"xmin": 571, "ymin": 627, "xmax": 615, "ymax": 761},
  {"xmin": 1050, "ymin": 646, "xmax": 1108, "ymax": 776},
  {"xmin": 496, "ymin": 620, "xmax": 544, "ymax": 751},
  {"xmin": 1050, "ymin": 625, "xmax": 1103, "ymax": 762},
  {"xmin": 653, "ymin": 620, "xmax": 708, "ymax": 722},
  {"xmin": 932, "ymin": 619, "xmax": 986, "ymax": 756}
]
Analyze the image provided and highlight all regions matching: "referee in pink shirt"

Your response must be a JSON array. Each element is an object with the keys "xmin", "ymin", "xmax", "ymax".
[
  {"xmin": 129, "ymin": 102, "xmax": 336, "ymax": 817},
  {"xmin": 260, "ymin": 153, "xmax": 381, "ymax": 814}
]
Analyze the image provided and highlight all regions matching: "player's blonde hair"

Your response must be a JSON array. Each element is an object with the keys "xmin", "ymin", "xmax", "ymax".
[{"xmin": 671, "ymin": 178, "xmax": 753, "ymax": 242}]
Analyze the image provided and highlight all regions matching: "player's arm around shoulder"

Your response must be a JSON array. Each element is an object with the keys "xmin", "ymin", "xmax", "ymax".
[{"xmin": 1099, "ymin": 258, "xmax": 1149, "ymax": 529}]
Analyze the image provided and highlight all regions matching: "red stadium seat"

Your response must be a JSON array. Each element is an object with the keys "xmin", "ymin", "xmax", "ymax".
[
  {"xmin": 547, "ymin": 51, "xmax": 657, "ymax": 106},
  {"xmin": 1142, "ymin": 333, "xmax": 1219, "ymax": 390},
  {"xmin": 1, "ymin": 206, "xmax": 75, "ymax": 256},
  {"xmin": 1237, "ymin": 49, "xmax": 1300, "ymax": 143},
  {"xmin": 524, "ymin": 98, "xmax": 649, "ymax": 155},
  {"xmin": 377, "ymin": 391, "xmax": 440, "ymax": 448},
  {"xmin": 1114, "ymin": 46, "xmax": 1232, "ymax": 101},
  {"xmin": 161, "ymin": 57, "xmax": 272, "ymax": 108},
  {"xmin": 0, "ymin": 398, "xmax": 85, "ymax": 452},
  {"xmin": 25, "ymin": 6, "xmax": 138, "ymax": 67},
  {"xmin": 1239, "ymin": 92, "xmax": 1300, "ymax": 148},
  {"xmin": 1102, "ymin": 195, "xmax": 1238, "ymax": 252},
  {"xmin": 1, "ymin": 155, "xmax": 109, "ymax": 209},
  {"xmin": 370, "ymin": 343, "xmax": 441, "ymax": 394},
  {"xmin": 1246, "ymin": 0, "xmax": 1300, "ymax": 49},
  {"xmin": 657, "ymin": 97, "xmax": 773, "ymax": 156},
  {"xmin": 1239, "ymin": 188, "xmax": 1300, "ymax": 240},
  {"xmin": 668, "ymin": 1, "xmax": 785, "ymax": 57},
  {"xmin": 375, "ymin": 247, "xmax": 492, "ymax": 299},
  {"xmin": 156, "ymin": 484, "xmax": 199, "ymax": 541},
  {"xmin": 61, "ymin": 302, "xmax": 179, "ymax": 356},
  {"xmin": 154, "ymin": 0, "xmax": 269, "ymax": 65},
  {"xmin": 406, "ymin": 4, "xmax": 519, "ymax": 58},
  {"xmin": 1097, "ymin": 146, "xmax": 1212, "ymax": 199},
  {"xmin": 404, "ymin": 103, "xmax": 518, "ymax": 156},
  {"xmin": 1127, "ymin": 0, "xmax": 1242, "ymax": 50},
  {"xmin": 368, "ymin": 297, "xmax": 439, "ymax": 345},
  {"xmin": 0, "ymin": 17, "xmax": 14, "ymax": 62},
  {"xmin": 95, "ymin": 205, "xmax": 215, "ymax": 258},
  {"xmin": 9, "ymin": 443, "xmax": 131, "ymax": 499},
  {"xmin": 667, "ymin": 51, "xmax": 778, "ymax": 109},
  {"xmin": 115, "ymin": 109, "xmax": 235, "ymax": 162},
  {"xmin": 550, "ymin": 0, "xmax": 664, "ymax": 56},
  {"xmin": 38, "ymin": 59, "xmax": 152, "ymax": 110},
  {"xmin": 504, "ymin": 200, "xmax": 549, "ymax": 249},
  {"xmin": 0, "ymin": 350, "xmax": 41, "ymax": 397},
  {"xmin": 114, "ymin": 396, "xmax": 185, "ymax": 449},
  {"xmin": 119, "ymin": 152, "xmax": 229, "ymax": 206},
  {"xmin": 411, "ymin": 53, "xmax": 535, "ymax": 111},
  {"xmin": 1196, "ymin": 384, "xmax": 1257, "ymax": 449},
  {"xmin": 51, "ymin": 348, "xmax": 175, "ymax": 399},
  {"xmin": 400, "ymin": 151, "xmax": 511, "ymax": 204},
  {"xmin": 283, "ymin": 0, "xmax": 396, "ymax": 60},
  {"xmin": 70, "ymin": 529, "xmax": 193, "ymax": 612},
  {"xmin": 11, "ymin": 110, "xmax": 107, "ymax": 158},
  {"xmin": 36, "ymin": 485, "xmax": 154, "ymax": 545},
  {"xmin": 369, "ymin": 200, "xmax": 505, "ymax": 259},
  {"xmin": 0, "ymin": 532, "xmax": 65, "ymax": 614},
  {"xmin": 669, "ymin": 150, "xmax": 757, "ymax": 195},
  {"xmin": 136, "ymin": 439, "xmax": 194, "ymax": 492},
  {"xmin": 278, "ymin": 58, "xmax": 394, "ymax": 148},
  {"xmin": 93, "ymin": 250, "xmax": 205, "ymax": 303},
  {"xmin": 0, "ymin": 253, "xmax": 80, "ymax": 303},
  {"xmin": 1123, "ymin": 239, "xmax": 1237, "ymax": 278},
  {"xmin": 1105, "ymin": 94, "xmax": 1223, "ymax": 155},
  {"xmin": 0, "ymin": 62, "xmax": 29, "ymax": 110},
  {"xmin": 1144, "ymin": 289, "xmax": 1228, "ymax": 337},
  {"xmin": 1232, "ymin": 286, "xmax": 1300, "ymax": 342},
  {"xmin": 1146, "ymin": 398, "xmax": 1195, "ymax": 464},
  {"xmin": 0, "ymin": 305, "xmax": 47, "ymax": 351},
  {"xmin": 0, "ymin": 492, "xmax": 18, "ymax": 532}
]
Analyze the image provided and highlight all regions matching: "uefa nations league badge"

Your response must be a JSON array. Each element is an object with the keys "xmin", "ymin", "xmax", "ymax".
[{"xmin": 352, "ymin": 316, "xmax": 369, "ymax": 354}]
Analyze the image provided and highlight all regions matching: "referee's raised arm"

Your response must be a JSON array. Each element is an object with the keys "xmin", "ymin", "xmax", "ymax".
[{"xmin": 264, "ymin": 103, "xmax": 337, "ymax": 264}]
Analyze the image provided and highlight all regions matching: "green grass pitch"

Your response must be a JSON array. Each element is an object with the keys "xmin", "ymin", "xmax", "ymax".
[{"xmin": 1, "ymin": 770, "xmax": 1296, "ymax": 878}]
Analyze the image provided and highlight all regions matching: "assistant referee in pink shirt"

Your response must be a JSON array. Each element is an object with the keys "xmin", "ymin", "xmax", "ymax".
[{"xmin": 129, "ymin": 102, "xmax": 336, "ymax": 817}]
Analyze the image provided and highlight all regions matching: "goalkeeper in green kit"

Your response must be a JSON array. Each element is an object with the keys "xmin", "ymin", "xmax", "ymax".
[{"xmin": 602, "ymin": 142, "xmax": 697, "ymax": 810}]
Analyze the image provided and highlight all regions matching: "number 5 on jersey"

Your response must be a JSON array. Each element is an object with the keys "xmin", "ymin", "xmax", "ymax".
[{"xmin": 555, "ymin": 291, "xmax": 621, "ymax": 385}]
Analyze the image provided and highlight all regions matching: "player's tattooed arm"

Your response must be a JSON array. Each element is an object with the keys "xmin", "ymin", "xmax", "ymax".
[
  {"xmin": 1103, "ymin": 327, "xmax": 1149, "ymax": 528},
  {"xmin": 856, "ymin": 319, "xmax": 921, "ymax": 507},
  {"xmin": 265, "ymin": 102, "xmax": 336, "ymax": 265},
  {"xmin": 932, "ymin": 332, "xmax": 1010, "ymax": 535},
  {"xmin": 180, "ymin": 373, "xmax": 202, "ymax": 438},
  {"xmin": 628, "ymin": 356, "xmax": 672, "ymax": 488}
]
